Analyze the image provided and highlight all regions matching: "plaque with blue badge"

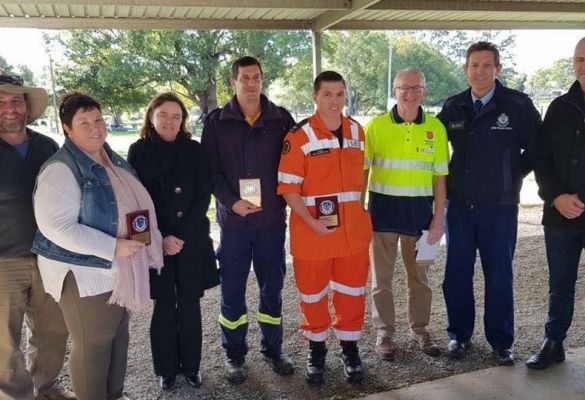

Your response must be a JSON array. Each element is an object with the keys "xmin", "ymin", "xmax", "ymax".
[
  {"xmin": 126, "ymin": 210, "xmax": 151, "ymax": 245},
  {"xmin": 315, "ymin": 195, "xmax": 340, "ymax": 228}
]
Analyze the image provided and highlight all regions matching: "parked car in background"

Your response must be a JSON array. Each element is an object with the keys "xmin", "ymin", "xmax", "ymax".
[{"xmin": 107, "ymin": 122, "xmax": 130, "ymax": 132}]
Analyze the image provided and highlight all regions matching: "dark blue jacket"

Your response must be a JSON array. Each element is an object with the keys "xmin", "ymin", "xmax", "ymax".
[
  {"xmin": 439, "ymin": 80, "xmax": 541, "ymax": 205},
  {"xmin": 201, "ymin": 94, "xmax": 295, "ymax": 228},
  {"xmin": 534, "ymin": 81, "xmax": 585, "ymax": 230}
]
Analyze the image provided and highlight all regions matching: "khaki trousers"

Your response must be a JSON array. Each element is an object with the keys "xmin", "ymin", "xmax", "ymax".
[
  {"xmin": 59, "ymin": 273, "xmax": 129, "ymax": 400},
  {"xmin": 0, "ymin": 256, "xmax": 68, "ymax": 400},
  {"xmin": 370, "ymin": 232, "xmax": 433, "ymax": 338}
]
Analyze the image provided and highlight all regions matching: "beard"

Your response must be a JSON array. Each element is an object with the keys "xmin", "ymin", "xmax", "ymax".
[{"xmin": 0, "ymin": 114, "xmax": 27, "ymax": 135}]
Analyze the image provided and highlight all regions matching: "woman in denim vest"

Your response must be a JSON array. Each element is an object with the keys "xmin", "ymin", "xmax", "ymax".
[
  {"xmin": 32, "ymin": 92, "xmax": 164, "ymax": 400},
  {"xmin": 128, "ymin": 93, "xmax": 219, "ymax": 391}
]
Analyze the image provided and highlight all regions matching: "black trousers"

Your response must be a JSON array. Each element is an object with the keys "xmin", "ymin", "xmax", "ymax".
[{"xmin": 150, "ymin": 258, "xmax": 202, "ymax": 376}]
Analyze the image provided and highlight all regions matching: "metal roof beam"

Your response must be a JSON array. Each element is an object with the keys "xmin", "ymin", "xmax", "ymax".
[
  {"xmin": 370, "ymin": 0, "xmax": 585, "ymax": 13},
  {"xmin": 312, "ymin": 0, "xmax": 381, "ymax": 31},
  {"xmin": 335, "ymin": 19, "xmax": 585, "ymax": 30},
  {"xmin": 0, "ymin": 16, "xmax": 312, "ymax": 30},
  {"xmin": 15, "ymin": 0, "xmax": 349, "ymax": 9}
]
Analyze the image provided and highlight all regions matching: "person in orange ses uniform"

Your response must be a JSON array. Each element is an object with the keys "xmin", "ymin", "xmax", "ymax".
[{"xmin": 277, "ymin": 71, "xmax": 372, "ymax": 385}]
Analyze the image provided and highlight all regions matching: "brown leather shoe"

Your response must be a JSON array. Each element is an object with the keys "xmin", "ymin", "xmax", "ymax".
[
  {"xmin": 36, "ymin": 388, "xmax": 77, "ymax": 400},
  {"xmin": 375, "ymin": 335, "xmax": 395, "ymax": 360},
  {"xmin": 412, "ymin": 333, "xmax": 440, "ymax": 357}
]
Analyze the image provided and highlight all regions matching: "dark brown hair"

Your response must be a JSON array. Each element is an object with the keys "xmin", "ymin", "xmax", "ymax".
[
  {"xmin": 313, "ymin": 70, "xmax": 346, "ymax": 94},
  {"xmin": 230, "ymin": 56, "xmax": 263, "ymax": 80},
  {"xmin": 466, "ymin": 41, "xmax": 501, "ymax": 67},
  {"xmin": 58, "ymin": 92, "xmax": 101, "ymax": 136},
  {"xmin": 139, "ymin": 92, "xmax": 191, "ymax": 139}
]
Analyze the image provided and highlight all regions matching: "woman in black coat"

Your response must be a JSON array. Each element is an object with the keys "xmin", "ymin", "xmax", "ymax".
[{"xmin": 127, "ymin": 92, "xmax": 219, "ymax": 391}]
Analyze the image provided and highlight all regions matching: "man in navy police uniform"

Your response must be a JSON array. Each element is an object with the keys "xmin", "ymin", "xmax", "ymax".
[{"xmin": 438, "ymin": 41, "xmax": 541, "ymax": 365}]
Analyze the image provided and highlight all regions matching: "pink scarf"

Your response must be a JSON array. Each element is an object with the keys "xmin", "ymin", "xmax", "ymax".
[{"xmin": 101, "ymin": 151, "xmax": 163, "ymax": 312}]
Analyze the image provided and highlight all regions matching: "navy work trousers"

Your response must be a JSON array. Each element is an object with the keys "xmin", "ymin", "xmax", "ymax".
[
  {"xmin": 543, "ymin": 226, "xmax": 585, "ymax": 341},
  {"xmin": 443, "ymin": 202, "xmax": 518, "ymax": 350},
  {"xmin": 217, "ymin": 224, "xmax": 286, "ymax": 360}
]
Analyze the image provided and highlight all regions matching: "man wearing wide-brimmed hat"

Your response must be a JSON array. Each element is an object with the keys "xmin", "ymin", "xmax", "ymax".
[{"xmin": 0, "ymin": 74, "xmax": 75, "ymax": 400}]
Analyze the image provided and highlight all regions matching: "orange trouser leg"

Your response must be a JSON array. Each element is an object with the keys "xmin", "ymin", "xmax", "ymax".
[
  {"xmin": 331, "ymin": 249, "xmax": 369, "ymax": 341},
  {"xmin": 293, "ymin": 258, "xmax": 333, "ymax": 342}
]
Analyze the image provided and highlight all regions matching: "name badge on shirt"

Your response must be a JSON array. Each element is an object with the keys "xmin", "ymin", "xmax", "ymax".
[
  {"xmin": 240, "ymin": 178, "xmax": 262, "ymax": 207},
  {"xmin": 126, "ymin": 210, "xmax": 151, "ymax": 245},
  {"xmin": 448, "ymin": 120, "xmax": 465, "ymax": 130},
  {"xmin": 310, "ymin": 148, "xmax": 331, "ymax": 156}
]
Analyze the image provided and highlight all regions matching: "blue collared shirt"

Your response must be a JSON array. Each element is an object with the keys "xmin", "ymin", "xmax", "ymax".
[{"xmin": 471, "ymin": 85, "xmax": 496, "ymax": 107}]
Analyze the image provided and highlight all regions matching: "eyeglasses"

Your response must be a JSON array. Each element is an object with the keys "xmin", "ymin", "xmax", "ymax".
[
  {"xmin": 0, "ymin": 75, "xmax": 24, "ymax": 86},
  {"xmin": 396, "ymin": 86, "xmax": 425, "ymax": 94}
]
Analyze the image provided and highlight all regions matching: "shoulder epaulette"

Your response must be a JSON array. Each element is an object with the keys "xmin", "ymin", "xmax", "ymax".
[{"xmin": 290, "ymin": 118, "xmax": 310, "ymax": 132}]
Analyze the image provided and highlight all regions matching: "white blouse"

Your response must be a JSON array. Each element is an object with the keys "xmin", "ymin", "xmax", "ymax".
[{"xmin": 34, "ymin": 162, "xmax": 118, "ymax": 301}]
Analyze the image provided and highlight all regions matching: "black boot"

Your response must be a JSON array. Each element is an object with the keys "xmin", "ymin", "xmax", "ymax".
[
  {"xmin": 340, "ymin": 341, "xmax": 364, "ymax": 384},
  {"xmin": 526, "ymin": 339, "xmax": 565, "ymax": 370},
  {"xmin": 225, "ymin": 357, "xmax": 246, "ymax": 385},
  {"xmin": 305, "ymin": 341, "xmax": 327, "ymax": 385}
]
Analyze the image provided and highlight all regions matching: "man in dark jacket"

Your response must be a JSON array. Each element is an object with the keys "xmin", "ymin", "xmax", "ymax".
[
  {"xmin": 202, "ymin": 56, "xmax": 295, "ymax": 384},
  {"xmin": 527, "ymin": 37, "xmax": 585, "ymax": 370},
  {"xmin": 0, "ymin": 75, "xmax": 74, "ymax": 399},
  {"xmin": 438, "ymin": 42, "xmax": 541, "ymax": 365}
]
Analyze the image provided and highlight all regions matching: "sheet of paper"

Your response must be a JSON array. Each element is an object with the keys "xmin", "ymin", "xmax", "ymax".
[{"xmin": 415, "ymin": 230, "xmax": 441, "ymax": 261}]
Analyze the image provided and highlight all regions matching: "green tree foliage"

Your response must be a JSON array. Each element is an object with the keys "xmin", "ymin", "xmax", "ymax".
[
  {"xmin": 0, "ymin": 55, "xmax": 36, "ymax": 86},
  {"xmin": 321, "ymin": 32, "xmax": 467, "ymax": 112},
  {"xmin": 0, "ymin": 55, "xmax": 14, "ymax": 74},
  {"xmin": 390, "ymin": 36, "xmax": 467, "ymax": 106},
  {"xmin": 218, "ymin": 31, "xmax": 312, "ymax": 111},
  {"xmin": 52, "ymin": 30, "xmax": 155, "ymax": 123},
  {"xmin": 17, "ymin": 65, "xmax": 36, "ymax": 86},
  {"xmin": 526, "ymin": 57, "xmax": 574, "ymax": 97},
  {"xmin": 324, "ymin": 31, "xmax": 389, "ymax": 114},
  {"xmin": 407, "ymin": 30, "xmax": 526, "ymax": 90},
  {"xmin": 52, "ymin": 30, "xmax": 311, "ymax": 118}
]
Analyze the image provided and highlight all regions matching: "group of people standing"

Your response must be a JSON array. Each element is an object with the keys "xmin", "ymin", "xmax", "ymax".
[{"xmin": 1, "ymin": 36, "xmax": 585, "ymax": 400}]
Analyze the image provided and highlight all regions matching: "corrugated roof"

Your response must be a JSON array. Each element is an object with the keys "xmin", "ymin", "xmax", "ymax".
[{"xmin": 1, "ymin": 0, "xmax": 584, "ymax": 30}]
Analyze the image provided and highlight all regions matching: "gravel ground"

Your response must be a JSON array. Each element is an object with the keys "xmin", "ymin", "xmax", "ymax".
[{"xmin": 46, "ymin": 206, "xmax": 585, "ymax": 399}]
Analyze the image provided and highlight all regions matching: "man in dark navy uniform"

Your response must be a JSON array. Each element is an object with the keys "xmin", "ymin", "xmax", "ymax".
[
  {"xmin": 202, "ymin": 57, "xmax": 295, "ymax": 384},
  {"xmin": 438, "ymin": 42, "xmax": 541, "ymax": 365}
]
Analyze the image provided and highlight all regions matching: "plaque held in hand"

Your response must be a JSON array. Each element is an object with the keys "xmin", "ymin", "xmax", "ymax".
[
  {"xmin": 126, "ymin": 210, "xmax": 151, "ymax": 245},
  {"xmin": 315, "ymin": 196, "xmax": 340, "ymax": 228},
  {"xmin": 239, "ymin": 178, "xmax": 262, "ymax": 207}
]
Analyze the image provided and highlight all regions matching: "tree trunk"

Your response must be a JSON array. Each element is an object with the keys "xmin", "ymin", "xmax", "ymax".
[{"xmin": 196, "ymin": 73, "xmax": 218, "ymax": 121}]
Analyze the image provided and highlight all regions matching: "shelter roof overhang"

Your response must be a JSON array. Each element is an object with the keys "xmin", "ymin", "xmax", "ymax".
[{"xmin": 1, "ymin": 0, "xmax": 585, "ymax": 30}]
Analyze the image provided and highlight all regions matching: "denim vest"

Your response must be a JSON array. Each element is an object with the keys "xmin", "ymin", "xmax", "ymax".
[{"xmin": 31, "ymin": 138, "xmax": 137, "ymax": 269}]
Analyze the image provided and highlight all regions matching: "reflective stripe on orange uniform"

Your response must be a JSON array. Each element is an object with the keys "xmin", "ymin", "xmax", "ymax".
[
  {"xmin": 277, "ymin": 114, "xmax": 372, "ymax": 261},
  {"xmin": 293, "ymin": 250, "xmax": 369, "ymax": 341},
  {"xmin": 278, "ymin": 113, "xmax": 372, "ymax": 341}
]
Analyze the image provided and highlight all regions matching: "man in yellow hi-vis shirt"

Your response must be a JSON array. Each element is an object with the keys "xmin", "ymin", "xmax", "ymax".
[{"xmin": 363, "ymin": 67, "xmax": 449, "ymax": 361}]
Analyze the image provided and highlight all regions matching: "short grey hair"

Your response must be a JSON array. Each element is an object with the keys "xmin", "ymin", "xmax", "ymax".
[{"xmin": 393, "ymin": 68, "xmax": 426, "ymax": 89}]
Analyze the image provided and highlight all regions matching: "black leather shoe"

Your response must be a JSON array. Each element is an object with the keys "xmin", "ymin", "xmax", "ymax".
[
  {"xmin": 340, "ymin": 341, "xmax": 364, "ymax": 384},
  {"xmin": 186, "ymin": 371, "xmax": 202, "ymax": 388},
  {"xmin": 225, "ymin": 357, "xmax": 246, "ymax": 385},
  {"xmin": 305, "ymin": 341, "xmax": 327, "ymax": 385},
  {"xmin": 494, "ymin": 348, "xmax": 514, "ymax": 366},
  {"xmin": 447, "ymin": 340, "xmax": 471, "ymax": 360},
  {"xmin": 526, "ymin": 339, "xmax": 565, "ymax": 370},
  {"xmin": 264, "ymin": 352, "xmax": 294, "ymax": 376},
  {"xmin": 159, "ymin": 375, "xmax": 176, "ymax": 390}
]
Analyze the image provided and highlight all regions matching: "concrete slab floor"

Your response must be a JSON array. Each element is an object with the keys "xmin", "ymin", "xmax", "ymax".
[{"xmin": 357, "ymin": 346, "xmax": 585, "ymax": 400}]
